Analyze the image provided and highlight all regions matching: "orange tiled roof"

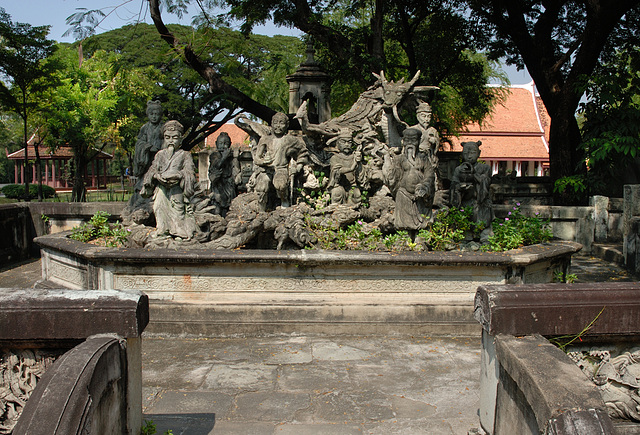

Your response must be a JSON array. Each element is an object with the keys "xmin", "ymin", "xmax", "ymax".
[
  {"xmin": 448, "ymin": 83, "xmax": 550, "ymax": 161},
  {"xmin": 7, "ymin": 145, "xmax": 112, "ymax": 160},
  {"xmin": 204, "ymin": 124, "xmax": 250, "ymax": 150}
]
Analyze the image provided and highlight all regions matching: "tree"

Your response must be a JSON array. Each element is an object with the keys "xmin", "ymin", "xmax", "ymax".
[
  {"xmin": 576, "ymin": 45, "xmax": 640, "ymax": 196},
  {"xmin": 68, "ymin": 0, "xmax": 504, "ymax": 137},
  {"xmin": 0, "ymin": 7, "xmax": 58, "ymax": 200},
  {"xmin": 78, "ymin": 23, "xmax": 303, "ymax": 151},
  {"xmin": 204, "ymin": 0, "xmax": 506, "ymax": 135},
  {"xmin": 465, "ymin": 0, "xmax": 640, "ymax": 203},
  {"xmin": 44, "ymin": 46, "xmax": 157, "ymax": 201}
]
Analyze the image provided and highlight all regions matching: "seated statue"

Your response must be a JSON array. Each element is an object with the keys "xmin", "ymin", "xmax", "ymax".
[
  {"xmin": 450, "ymin": 141, "xmax": 494, "ymax": 240},
  {"xmin": 327, "ymin": 131, "xmax": 366, "ymax": 205},
  {"xmin": 208, "ymin": 132, "xmax": 241, "ymax": 216},
  {"xmin": 141, "ymin": 120, "xmax": 198, "ymax": 240},
  {"xmin": 235, "ymin": 112, "xmax": 308, "ymax": 210},
  {"xmin": 388, "ymin": 128, "xmax": 436, "ymax": 232}
]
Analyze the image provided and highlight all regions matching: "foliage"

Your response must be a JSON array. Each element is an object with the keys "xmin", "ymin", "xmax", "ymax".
[
  {"xmin": 306, "ymin": 218, "xmax": 385, "ymax": 251},
  {"xmin": 79, "ymin": 23, "xmax": 302, "ymax": 151},
  {"xmin": 577, "ymin": 45, "xmax": 640, "ymax": 197},
  {"xmin": 485, "ymin": 204, "xmax": 552, "ymax": 252},
  {"xmin": 553, "ymin": 270, "xmax": 577, "ymax": 284},
  {"xmin": 0, "ymin": 7, "xmax": 60, "ymax": 199},
  {"xmin": 548, "ymin": 307, "xmax": 605, "ymax": 352},
  {"xmin": 68, "ymin": 211, "xmax": 129, "ymax": 247},
  {"xmin": 1, "ymin": 183, "xmax": 56, "ymax": 200},
  {"xmin": 418, "ymin": 207, "xmax": 483, "ymax": 251},
  {"xmin": 140, "ymin": 419, "xmax": 173, "ymax": 435},
  {"xmin": 43, "ymin": 45, "xmax": 158, "ymax": 201}
]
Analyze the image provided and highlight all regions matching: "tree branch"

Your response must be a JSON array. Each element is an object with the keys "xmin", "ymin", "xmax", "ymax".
[{"xmin": 147, "ymin": 0, "xmax": 276, "ymax": 122}]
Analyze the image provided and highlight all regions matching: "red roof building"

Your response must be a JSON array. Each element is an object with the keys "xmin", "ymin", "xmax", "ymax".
[
  {"xmin": 449, "ymin": 82, "xmax": 550, "ymax": 176},
  {"xmin": 7, "ymin": 138, "xmax": 112, "ymax": 190},
  {"xmin": 203, "ymin": 124, "xmax": 250, "ymax": 150}
]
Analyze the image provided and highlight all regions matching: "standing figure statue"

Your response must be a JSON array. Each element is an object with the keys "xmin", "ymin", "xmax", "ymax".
[
  {"xmin": 450, "ymin": 141, "xmax": 494, "ymax": 241},
  {"xmin": 208, "ymin": 132, "xmax": 241, "ymax": 216},
  {"xmin": 133, "ymin": 100, "xmax": 164, "ymax": 185},
  {"xmin": 235, "ymin": 112, "xmax": 308, "ymax": 210},
  {"xmin": 141, "ymin": 120, "xmax": 198, "ymax": 240},
  {"xmin": 388, "ymin": 128, "xmax": 436, "ymax": 233},
  {"xmin": 327, "ymin": 131, "xmax": 366, "ymax": 205}
]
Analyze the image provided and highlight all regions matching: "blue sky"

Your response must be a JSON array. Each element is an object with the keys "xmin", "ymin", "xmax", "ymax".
[
  {"xmin": 2, "ymin": 0, "xmax": 301, "ymax": 42},
  {"xmin": 2, "ymin": 1, "xmax": 531, "ymax": 84}
]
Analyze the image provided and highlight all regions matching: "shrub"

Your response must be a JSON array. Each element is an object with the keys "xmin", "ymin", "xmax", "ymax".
[
  {"xmin": 69, "ymin": 211, "xmax": 129, "ymax": 247},
  {"xmin": 485, "ymin": 203, "xmax": 552, "ymax": 252},
  {"xmin": 1, "ymin": 184, "xmax": 57, "ymax": 200},
  {"xmin": 418, "ymin": 207, "xmax": 485, "ymax": 251}
]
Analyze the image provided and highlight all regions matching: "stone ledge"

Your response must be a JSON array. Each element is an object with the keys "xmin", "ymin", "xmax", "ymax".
[
  {"xmin": 474, "ymin": 282, "xmax": 640, "ymax": 336},
  {"xmin": 35, "ymin": 231, "xmax": 581, "ymax": 268},
  {"xmin": 0, "ymin": 288, "xmax": 149, "ymax": 340},
  {"xmin": 494, "ymin": 334, "xmax": 612, "ymax": 433}
]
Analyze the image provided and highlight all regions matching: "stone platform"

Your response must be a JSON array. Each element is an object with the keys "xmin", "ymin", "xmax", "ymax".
[{"xmin": 34, "ymin": 233, "xmax": 580, "ymax": 336}]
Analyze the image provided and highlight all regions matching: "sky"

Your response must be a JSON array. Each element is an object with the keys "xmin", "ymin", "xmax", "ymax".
[{"xmin": 2, "ymin": 0, "xmax": 531, "ymax": 85}]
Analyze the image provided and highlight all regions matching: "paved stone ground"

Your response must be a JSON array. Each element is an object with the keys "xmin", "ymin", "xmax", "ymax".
[
  {"xmin": 142, "ymin": 335, "xmax": 481, "ymax": 434},
  {"xmin": 0, "ymin": 254, "xmax": 636, "ymax": 434}
]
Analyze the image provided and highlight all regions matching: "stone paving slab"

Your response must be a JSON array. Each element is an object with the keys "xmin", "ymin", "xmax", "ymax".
[{"xmin": 142, "ymin": 335, "xmax": 480, "ymax": 434}]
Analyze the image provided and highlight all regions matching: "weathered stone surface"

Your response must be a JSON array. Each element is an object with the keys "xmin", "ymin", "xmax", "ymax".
[
  {"xmin": 13, "ymin": 335, "xmax": 127, "ymax": 435},
  {"xmin": 474, "ymin": 282, "xmax": 640, "ymax": 336},
  {"xmin": 0, "ymin": 288, "xmax": 149, "ymax": 340}
]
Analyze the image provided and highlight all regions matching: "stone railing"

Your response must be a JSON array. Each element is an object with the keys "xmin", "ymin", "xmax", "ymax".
[
  {"xmin": 473, "ymin": 282, "xmax": 640, "ymax": 434},
  {"xmin": 0, "ymin": 288, "xmax": 149, "ymax": 434}
]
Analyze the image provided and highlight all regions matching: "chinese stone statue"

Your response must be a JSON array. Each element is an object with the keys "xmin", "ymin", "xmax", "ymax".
[
  {"xmin": 327, "ymin": 131, "xmax": 366, "ymax": 205},
  {"xmin": 235, "ymin": 112, "xmax": 308, "ymax": 210},
  {"xmin": 450, "ymin": 141, "xmax": 494, "ymax": 240},
  {"xmin": 388, "ymin": 128, "xmax": 436, "ymax": 232},
  {"xmin": 133, "ymin": 100, "xmax": 164, "ymax": 183},
  {"xmin": 208, "ymin": 132, "xmax": 241, "ymax": 217},
  {"xmin": 141, "ymin": 120, "xmax": 198, "ymax": 240}
]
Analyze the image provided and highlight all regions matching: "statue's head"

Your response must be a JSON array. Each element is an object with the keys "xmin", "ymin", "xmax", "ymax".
[
  {"xmin": 461, "ymin": 141, "xmax": 481, "ymax": 164},
  {"xmin": 271, "ymin": 112, "xmax": 289, "ymax": 136},
  {"xmin": 327, "ymin": 130, "xmax": 354, "ymax": 154},
  {"xmin": 403, "ymin": 128, "xmax": 421, "ymax": 159},
  {"xmin": 216, "ymin": 132, "xmax": 231, "ymax": 151},
  {"xmin": 146, "ymin": 100, "xmax": 163, "ymax": 124},
  {"xmin": 416, "ymin": 100, "xmax": 432, "ymax": 128},
  {"xmin": 373, "ymin": 70, "xmax": 421, "ymax": 108},
  {"xmin": 162, "ymin": 120, "xmax": 184, "ymax": 148}
]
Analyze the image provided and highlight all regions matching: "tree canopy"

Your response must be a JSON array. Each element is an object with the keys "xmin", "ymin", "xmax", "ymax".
[
  {"xmin": 78, "ymin": 22, "xmax": 303, "ymax": 151},
  {"xmin": 0, "ymin": 7, "xmax": 59, "ymax": 200},
  {"xmin": 68, "ymin": 0, "xmax": 506, "ymax": 141},
  {"xmin": 466, "ymin": 0, "xmax": 640, "ymax": 202}
]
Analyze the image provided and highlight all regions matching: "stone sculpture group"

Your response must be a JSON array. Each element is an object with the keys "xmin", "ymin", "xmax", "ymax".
[{"xmin": 123, "ymin": 71, "xmax": 494, "ymax": 250}]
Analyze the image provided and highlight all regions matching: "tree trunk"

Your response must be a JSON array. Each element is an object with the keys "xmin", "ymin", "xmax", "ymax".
[
  {"xmin": 22, "ymin": 116, "xmax": 30, "ymax": 202},
  {"xmin": 71, "ymin": 151, "xmax": 87, "ymax": 202},
  {"xmin": 33, "ymin": 140, "xmax": 44, "ymax": 201},
  {"xmin": 370, "ymin": 0, "xmax": 385, "ymax": 73},
  {"xmin": 548, "ymin": 104, "xmax": 585, "ymax": 205}
]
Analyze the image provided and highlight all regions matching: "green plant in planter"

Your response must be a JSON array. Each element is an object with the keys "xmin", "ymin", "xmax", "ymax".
[
  {"xmin": 69, "ymin": 211, "xmax": 129, "ymax": 247},
  {"xmin": 485, "ymin": 203, "xmax": 552, "ymax": 252},
  {"xmin": 418, "ymin": 207, "xmax": 484, "ymax": 251}
]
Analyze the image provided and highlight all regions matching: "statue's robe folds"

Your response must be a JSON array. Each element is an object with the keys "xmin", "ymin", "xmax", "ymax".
[
  {"xmin": 389, "ymin": 152, "xmax": 435, "ymax": 231},
  {"xmin": 142, "ymin": 147, "xmax": 198, "ymax": 239}
]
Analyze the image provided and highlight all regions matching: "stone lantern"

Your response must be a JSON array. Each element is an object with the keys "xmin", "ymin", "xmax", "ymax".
[{"xmin": 286, "ymin": 40, "xmax": 332, "ymax": 124}]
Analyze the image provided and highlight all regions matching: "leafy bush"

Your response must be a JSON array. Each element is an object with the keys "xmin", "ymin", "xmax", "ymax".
[
  {"xmin": 418, "ymin": 207, "xmax": 485, "ymax": 251},
  {"xmin": 485, "ymin": 203, "xmax": 552, "ymax": 252},
  {"xmin": 1, "ymin": 184, "xmax": 57, "ymax": 200},
  {"xmin": 69, "ymin": 211, "xmax": 129, "ymax": 247}
]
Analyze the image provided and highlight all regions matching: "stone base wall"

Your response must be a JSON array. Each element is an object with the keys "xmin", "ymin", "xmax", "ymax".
[{"xmin": 36, "ymin": 235, "xmax": 579, "ymax": 336}]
